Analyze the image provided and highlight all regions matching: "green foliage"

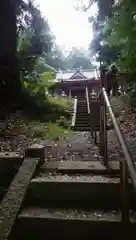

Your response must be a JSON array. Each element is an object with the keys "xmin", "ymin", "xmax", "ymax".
[
  {"xmin": 8, "ymin": 120, "xmax": 72, "ymax": 140},
  {"xmin": 106, "ymin": 0, "xmax": 136, "ymax": 73},
  {"xmin": 49, "ymin": 97, "xmax": 72, "ymax": 110},
  {"xmin": 16, "ymin": 1, "xmax": 60, "ymax": 114},
  {"xmin": 65, "ymin": 48, "xmax": 93, "ymax": 69},
  {"xmin": 87, "ymin": 0, "xmax": 120, "ymax": 66}
]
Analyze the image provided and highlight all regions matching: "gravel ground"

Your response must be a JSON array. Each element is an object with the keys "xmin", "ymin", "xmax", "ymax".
[
  {"xmin": 1, "ymin": 115, "xmax": 136, "ymax": 162},
  {"xmin": 21, "ymin": 207, "xmax": 121, "ymax": 221},
  {"xmin": 108, "ymin": 129, "xmax": 136, "ymax": 159},
  {"xmin": 35, "ymin": 173, "xmax": 119, "ymax": 183}
]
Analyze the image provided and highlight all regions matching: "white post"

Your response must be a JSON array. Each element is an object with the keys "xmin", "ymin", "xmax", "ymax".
[{"xmin": 69, "ymin": 88, "xmax": 71, "ymax": 99}]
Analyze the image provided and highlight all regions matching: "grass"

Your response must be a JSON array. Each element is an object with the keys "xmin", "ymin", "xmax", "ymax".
[
  {"xmin": 48, "ymin": 96, "xmax": 72, "ymax": 111},
  {"xmin": 109, "ymin": 95, "xmax": 130, "ymax": 123},
  {"xmin": 8, "ymin": 119, "xmax": 73, "ymax": 140},
  {"xmin": 5, "ymin": 95, "xmax": 74, "ymax": 142}
]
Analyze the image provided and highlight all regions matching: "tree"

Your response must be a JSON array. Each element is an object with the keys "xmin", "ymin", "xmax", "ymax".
[
  {"xmin": 0, "ymin": 0, "xmax": 57, "ymax": 109},
  {"xmin": 79, "ymin": 0, "xmax": 120, "ymax": 66},
  {"xmin": 0, "ymin": 1, "xmax": 20, "ymax": 105},
  {"xmin": 18, "ymin": 0, "xmax": 54, "ymax": 76},
  {"xmin": 65, "ymin": 48, "xmax": 93, "ymax": 69},
  {"xmin": 46, "ymin": 44, "xmax": 67, "ymax": 70},
  {"xmin": 106, "ymin": 0, "xmax": 136, "ymax": 73}
]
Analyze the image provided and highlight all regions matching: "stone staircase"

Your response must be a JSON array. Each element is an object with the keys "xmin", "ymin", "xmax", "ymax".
[
  {"xmin": 74, "ymin": 95, "xmax": 112, "ymax": 134},
  {"xmin": 90, "ymin": 99, "xmax": 101, "ymax": 131},
  {"xmin": 9, "ymin": 155, "xmax": 136, "ymax": 240},
  {"xmin": 0, "ymin": 97, "xmax": 136, "ymax": 239},
  {"xmin": 74, "ymin": 96, "xmax": 90, "ymax": 131}
]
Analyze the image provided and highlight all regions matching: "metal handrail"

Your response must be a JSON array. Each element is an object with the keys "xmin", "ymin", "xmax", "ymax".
[
  {"xmin": 71, "ymin": 97, "xmax": 77, "ymax": 127},
  {"xmin": 85, "ymin": 86, "xmax": 90, "ymax": 114},
  {"xmin": 102, "ymin": 87, "xmax": 136, "ymax": 189}
]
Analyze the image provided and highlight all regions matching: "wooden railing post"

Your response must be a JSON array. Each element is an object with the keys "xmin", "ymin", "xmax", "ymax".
[
  {"xmin": 103, "ymin": 90, "xmax": 108, "ymax": 165},
  {"xmin": 100, "ymin": 70, "xmax": 108, "ymax": 165},
  {"xmin": 86, "ymin": 86, "xmax": 93, "ymax": 139},
  {"xmin": 100, "ymin": 93, "xmax": 104, "ymax": 156},
  {"xmin": 71, "ymin": 97, "xmax": 77, "ymax": 127},
  {"xmin": 120, "ymin": 161, "xmax": 129, "ymax": 225}
]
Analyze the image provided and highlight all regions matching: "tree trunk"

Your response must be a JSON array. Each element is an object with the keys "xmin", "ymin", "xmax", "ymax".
[{"xmin": 0, "ymin": 1, "xmax": 21, "ymax": 107}]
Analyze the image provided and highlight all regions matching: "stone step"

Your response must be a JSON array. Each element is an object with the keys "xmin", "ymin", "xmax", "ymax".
[
  {"xmin": 0, "ymin": 152, "xmax": 23, "ymax": 202},
  {"xmin": 40, "ymin": 160, "xmax": 120, "ymax": 175},
  {"xmin": 76, "ymin": 111, "xmax": 88, "ymax": 113},
  {"xmin": 0, "ymin": 157, "xmax": 40, "ymax": 240},
  {"xmin": 75, "ymin": 124, "xmax": 90, "ymax": 127},
  {"xmin": 75, "ymin": 121, "xmax": 89, "ymax": 123},
  {"xmin": 77, "ymin": 104, "xmax": 87, "ymax": 106},
  {"xmin": 77, "ymin": 103, "xmax": 87, "ymax": 105},
  {"xmin": 77, "ymin": 104, "xmax": 86, "ymax": 105},
  {"xmin": 75, "ymin": 122, "xmax": 89, "ymax": 125},
  {"xmin": 76, "ymin": 118, "xmax": 88, "ymax": 121},
  {"xmin": 77, "ymin": 109, "xmax": 88, "ymax": 111},
  {"xmin": 74, "ymin": 124, "xmax": 90, "ymax": 127},
  {"xmin": 76, "ymin": 115, "xmax": 89, "ymax": 118},
  {"xmin": 75, "ymin": 122, "xmax": 90, "ymax": 125},
  {"xmin": 74, "ymin": 128, "xmax": 91, "ymax": 131},
  {"xmin": 91, "ymin": 113, "xmax": 100, "ymax": 115},
  {"xmin": 77, "ymin": 110, "xmax": 88, "ymax": 112},
  {"xmin": 77, "ymin": 107, "xmax": 88, "ymax": 109},
  {"xmin": 76, "ymin": 118, "xmax": 89, "ymax": 121},
  {"xmin": 75, "ymin": 119, "xmax": 89, "ymax": 122},
  {"xmin": 10, "ymin": 207, "xmax": 136, "ymax": 239},
  {"xmin": 76, "ymin": 117, "xmax": 89, "ymax": 120},
  {"xmin": 23, "ymin": 174, "xmax": 136, "ymax": 209}
]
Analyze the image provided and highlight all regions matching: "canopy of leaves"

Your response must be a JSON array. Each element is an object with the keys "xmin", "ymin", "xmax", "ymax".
[
  {"xmin": 87, "ymin": 0, "xmax": 120, "ymax": 66},
  {"xmin": 65, "ymin": 48, "xmax": 93, "ymax": 69},
  {"xmin": 106, "ymin": 0, "xmax": 136, "ymax": 73}
]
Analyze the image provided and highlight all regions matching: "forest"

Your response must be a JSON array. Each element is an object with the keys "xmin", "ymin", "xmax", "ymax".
[
  {"xmin": 89, "ymin": 0, "xmax": 136, "ymax": 102},
  {"xmin": 0, "ymin": 0, "xmax": 136, "ymax": 141},
  {"xmin": 0, "ymin": 1, "xmax": 92, "ymax": 113}
]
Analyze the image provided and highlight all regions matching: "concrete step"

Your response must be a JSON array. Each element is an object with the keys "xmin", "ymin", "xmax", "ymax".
[
  {"xmin": 22, "ymin": 174, "xmax": 136, "ymax": 209},
  {"xmin": 76, "ymin": 117, "xmax": 89, "ymax": 120},
  {"xmin": 74, "ymin": 127, "xmax": 90, "ymax": 131},
  {"xmin": 91, "ymin": 113, "xmax": 100, "ymax": 115},
  {"xmin": 75, "ymin": 121, "xmax": 89, "ymax": 123},
  {"xmin": 75, "ymin": 123, "xmax": 90, "ymax": 126},
  {"xmin": 77, "ymin": 102, "xmax": 87, "ymax": 104},
  {"xmin": 76, "ymin": 118, "xmax": 89, "ymax": 121},
  {"xmin": 76, "ymin": 114, "xmax": 88, "ymax": 116},
  {"xmin": 75, "ymin": 122, "xmax": 89, "ymax": 125},
  {"xmin": 0, "ymin": 152, "xmax": 23, "ymax": 202},
  {"xmin": 74, "ymin": 124, "xmax": 90, "ymax": 127},
  {"xmin": 77, "ymin": 106, "xmax": 87, "ymax": 108},
  {"xmin": 40, "ymin": 160, "xmax": 120, "ymax": 175},
  {"xmin": 77, "ymin": 104, "xmax": 87, "ymax": 106},
  {"xmin": 0, "ymin": 157, "xmax": 41, "ymax": 240},
  {"xmin": 77, "ymin": 106, "xmax": 88, "ymax": 109},
  {"xmin": 76, "ymin": 116, "xmax": 89, "ymax": 119},
  {"xmin": 77, "ymin": 111, "xmax": 88, "ymax": 113},
  {"xmin": 10, "ymin": 207, "xmax": 136, "ymax": 240},
  {"xmin": 77, "ymin": 109, "xmax": 88, "ymax": 112},
  {"xmin": 74, "ymin": 128, "xmax": 91, "ymax": 131}
]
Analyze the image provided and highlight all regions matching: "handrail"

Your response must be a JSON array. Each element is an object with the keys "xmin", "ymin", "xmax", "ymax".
[
  {"xmin": 71, "ymin": 97, "xmax": 77, "ymax": 127},
  {"xmin": 102, "ymin": 87, "xmax": 136, "ymax": 189},
  {"xmin": 85, "ymin": 86, "xmax": 90, "ymax": 114}
]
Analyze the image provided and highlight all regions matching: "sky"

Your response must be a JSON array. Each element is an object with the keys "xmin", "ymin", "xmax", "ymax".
[{"xmin": 37, "ymin": 0, "xmax": 97, "ymax": 51}]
